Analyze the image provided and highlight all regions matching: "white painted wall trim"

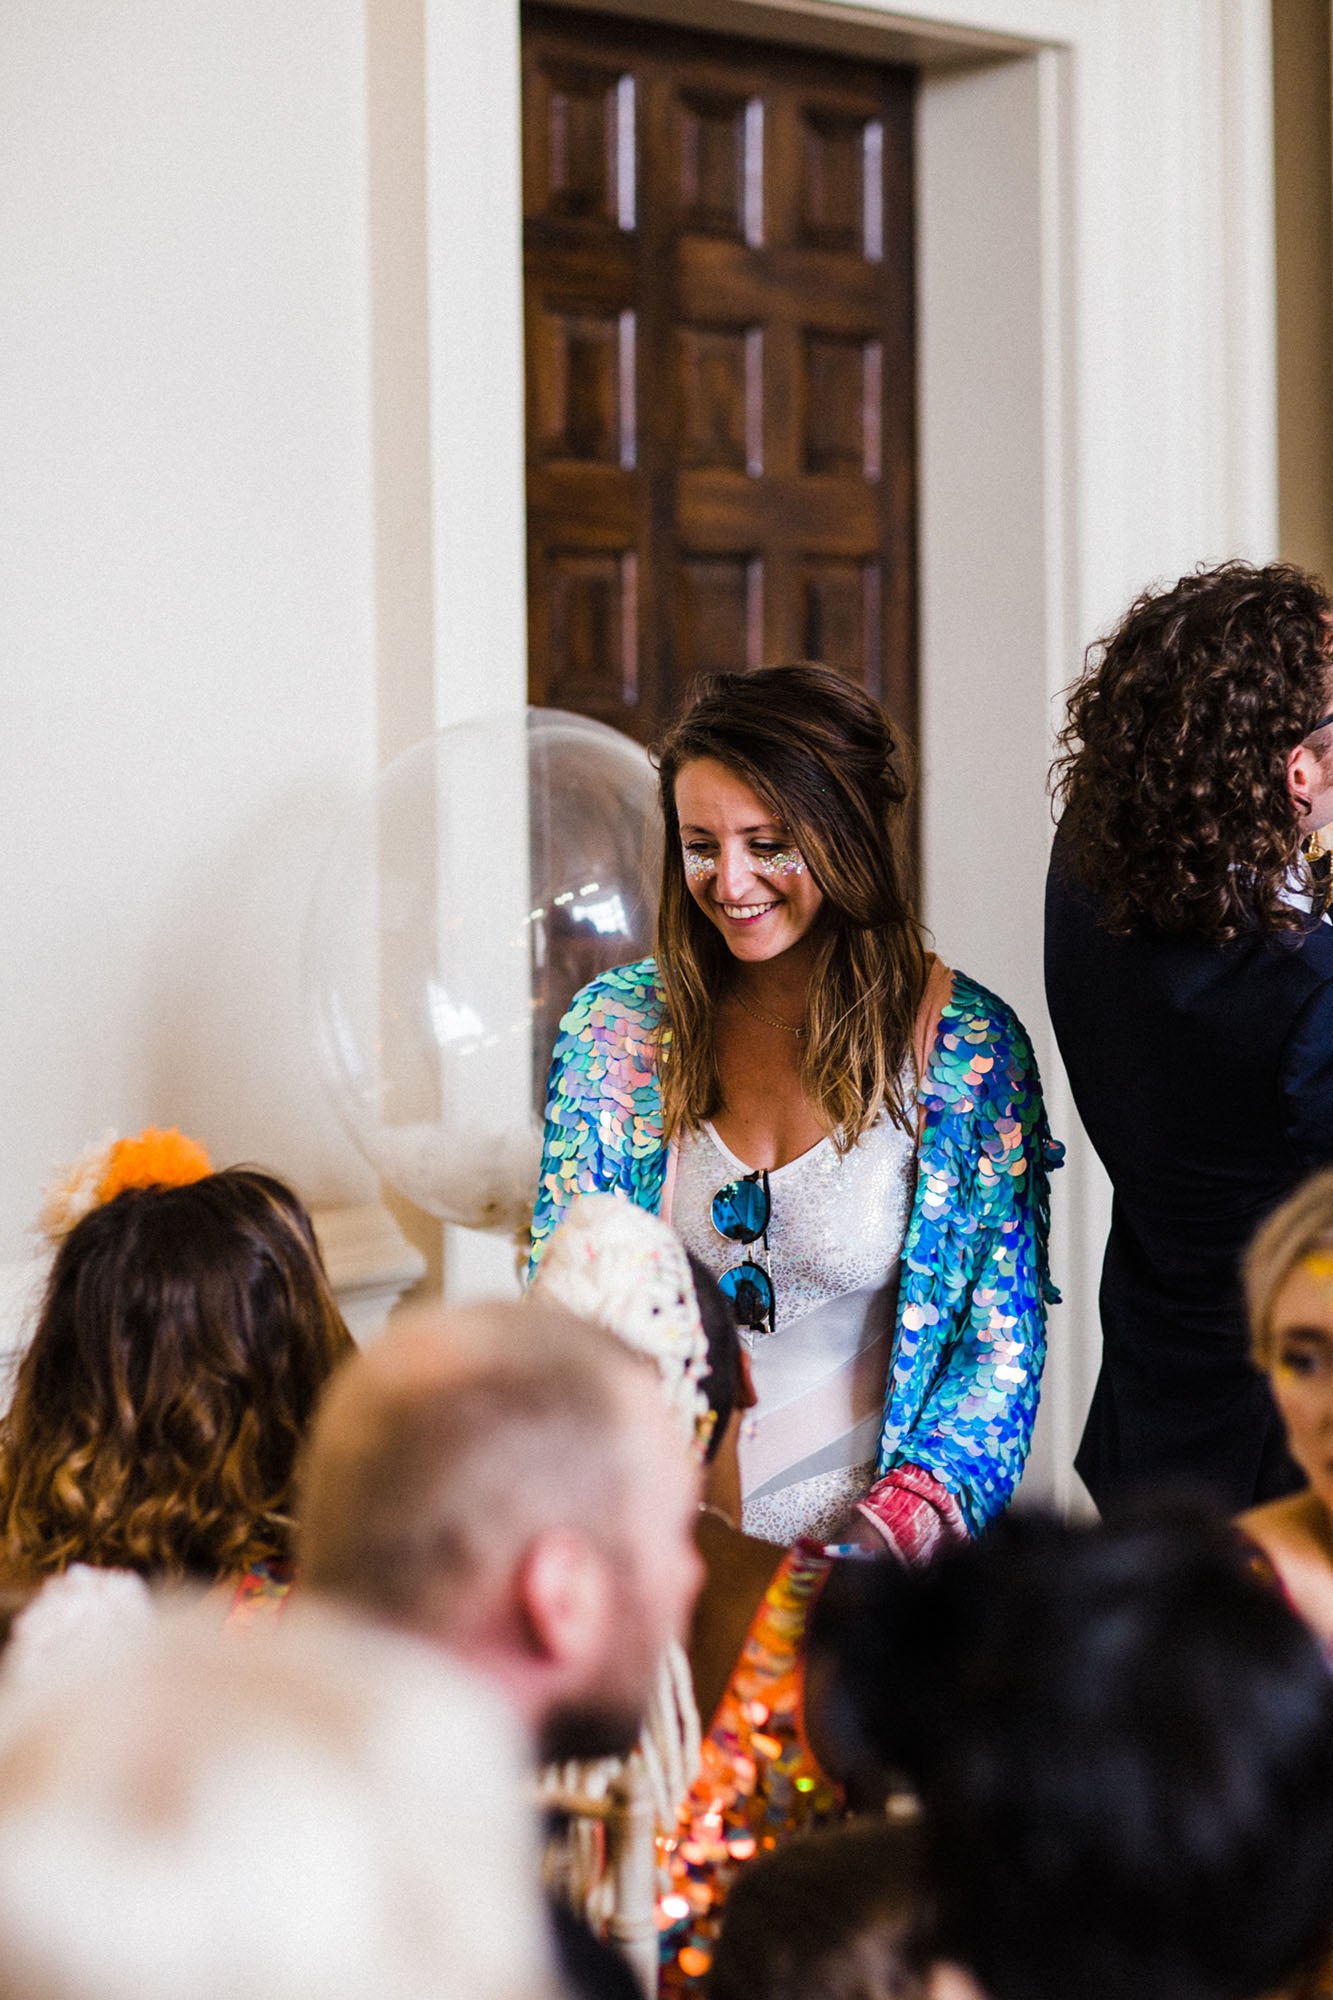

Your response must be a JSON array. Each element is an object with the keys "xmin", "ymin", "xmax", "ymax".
[
  {"xmin": 425, "ymin": 0, "xmax": 528, "ymax": 730},
  {"xmin": 311, "ymin": 1204, "xmax": 429, "ymax": 1344},
  {"xmin": 394, "ymin": 0, "xmax": 533, "ymax": 1302},
  {"xmin": 915, "ymin": 44, "xmax": 1082, "ymax": 1505}
]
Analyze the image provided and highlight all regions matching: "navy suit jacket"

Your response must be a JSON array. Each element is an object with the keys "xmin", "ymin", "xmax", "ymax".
[{"xmin": 1045, "ymin": 844, "xmax": 1333, "ymax": 1510}]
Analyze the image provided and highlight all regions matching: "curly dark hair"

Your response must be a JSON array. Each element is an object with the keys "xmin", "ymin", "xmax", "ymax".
[
  {"xmin": 1050, "ymin": 561, "xmax": 1333, "ymax": 941},
  {"xmin": 0, "ymin": 1169, "xmax": 354, "ymax": 1583}
]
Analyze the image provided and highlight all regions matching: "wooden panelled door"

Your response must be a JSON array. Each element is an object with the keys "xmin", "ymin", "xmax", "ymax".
[{"xmin": 522, "ymin": 6, "xmax": 916, "ymax": 746}]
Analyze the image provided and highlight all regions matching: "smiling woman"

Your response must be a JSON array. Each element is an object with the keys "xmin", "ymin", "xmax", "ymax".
[
  {"xmin": 529, "ymin": 665, "xmax": 1061, "ymax": 1558},
  {"xmin": 676, "ymin": 766, "xmax": 822, "ymax": 955}
]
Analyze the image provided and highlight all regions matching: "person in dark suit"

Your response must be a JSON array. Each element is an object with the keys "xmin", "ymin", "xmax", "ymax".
[{"xmin": 1046, "ymin": 560, "xmax": 1333, "ymax": 1511}]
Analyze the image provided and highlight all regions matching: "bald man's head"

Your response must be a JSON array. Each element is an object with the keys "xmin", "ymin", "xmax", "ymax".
[
  {"xmin": 301, "ymin": 1300, "xmax": 648, "ymax": 1615},
  {"xmin": 298, "ymin": 1299, "xmax": 701, "ymax": 1760}
]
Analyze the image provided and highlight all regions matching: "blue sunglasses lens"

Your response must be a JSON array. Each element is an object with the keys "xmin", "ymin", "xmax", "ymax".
[
  {"xmin": 718, "ymin": 1260, "xmax": 775, "ymax": 1330},
  {"xmin": 712, "ymin": 1176, "xmax": 769, "ymax": 1243}
]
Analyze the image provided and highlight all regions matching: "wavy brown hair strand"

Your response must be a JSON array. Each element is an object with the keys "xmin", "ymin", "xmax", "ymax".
[
  {"xmin": 653, "ymin": 664, "xmax": 926, "ymax": 1151},
  {"xmin": 1051, "ymin": 561, "xmax": 1333, "ymax": 942},
  {"xmin": 0, "ymin": 1170, "xmax": 354, "ymax": 1583}
]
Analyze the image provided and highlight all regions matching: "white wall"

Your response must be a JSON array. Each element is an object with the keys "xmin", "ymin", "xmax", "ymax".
[{"xmin": 0, "ymin": 1, "xmax": 379, "ymax": 1265}]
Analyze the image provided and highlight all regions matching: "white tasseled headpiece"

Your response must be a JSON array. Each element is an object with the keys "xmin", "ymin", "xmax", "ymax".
[{"xmin": 530, "ymin": 1193, "xmax": 712, "ymax": 1453}]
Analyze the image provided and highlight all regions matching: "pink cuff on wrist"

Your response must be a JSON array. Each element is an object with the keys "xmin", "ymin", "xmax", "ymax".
[{"xmin": 855, "ymin": 1465, "xmax": 970, "ymax": 1567}]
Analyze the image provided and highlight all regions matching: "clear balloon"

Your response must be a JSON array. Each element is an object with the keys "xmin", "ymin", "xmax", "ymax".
[{"xmin": 304, "ymin": 710, "xmax": 661, "ymax": 1234}]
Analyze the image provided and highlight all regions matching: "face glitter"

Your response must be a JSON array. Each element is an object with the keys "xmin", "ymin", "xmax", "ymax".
[
  {"xmin": 754, "ymin": 847, "xmax": 806, "ymax": 878},
  {"xmin": 680, "ymin": 845, "xmax": 807, "ymax": 880}
]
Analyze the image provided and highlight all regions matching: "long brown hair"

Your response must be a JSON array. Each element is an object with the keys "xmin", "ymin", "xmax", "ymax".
[
  {"xmin": 653, "ymin": 664, "xmax": 926, "ymax": 1150},
  {"xmin": 0, "ymin": 1169, "xmax": 354, "ymax": 1582},
  {"xmin": 1051, "ymin": 561, "xmax": 1333, "ymax": 941}
]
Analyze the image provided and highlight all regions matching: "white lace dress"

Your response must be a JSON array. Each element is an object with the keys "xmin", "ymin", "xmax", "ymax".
[{"xmin": 669, "ymin": 1097, "xmax": 917, "ymax": 1543}]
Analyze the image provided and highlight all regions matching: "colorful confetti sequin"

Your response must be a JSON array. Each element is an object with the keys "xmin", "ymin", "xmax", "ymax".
[
  {"xmin": 528, "ymin": 960, "xmax": 1061, "ymax": 1533},
  {"xmin": 656, "ymin": 1541, "xmax": 835, "ymax": 1995}
]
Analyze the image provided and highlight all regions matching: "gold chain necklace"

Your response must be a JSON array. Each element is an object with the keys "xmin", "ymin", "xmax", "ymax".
[{"xmin": 731, "ymin": 988, "xmax": 808, "ymax": 1038}]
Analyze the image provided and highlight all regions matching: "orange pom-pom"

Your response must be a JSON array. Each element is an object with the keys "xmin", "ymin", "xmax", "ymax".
[{"xmin": 96, "ymin": 1127, "xmax": 212, "ymax": 1204}]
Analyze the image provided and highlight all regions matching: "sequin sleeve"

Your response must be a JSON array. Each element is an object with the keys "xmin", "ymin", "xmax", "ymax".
[
  {"xmin": 876, "ymin": 972, "xmax": 1062, "ymax": 1535},
  {"xmin": 527, "ymin": 959, "xmax": 669, "ymax": 1276}
]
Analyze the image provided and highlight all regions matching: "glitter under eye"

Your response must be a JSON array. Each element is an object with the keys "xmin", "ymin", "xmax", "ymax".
[
  {"xmin": 683, "ymin": 850, "xmax": 717, "ymax": 881},
  {"xmin": 754, "ymin": 848, "xmax": 806, "ymax": 877}
]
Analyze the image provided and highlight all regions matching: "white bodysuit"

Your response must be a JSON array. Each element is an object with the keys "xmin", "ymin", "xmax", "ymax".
[{"xmin": 670, "ymin": 1093, "xmax": 917, "ymax": 1543}]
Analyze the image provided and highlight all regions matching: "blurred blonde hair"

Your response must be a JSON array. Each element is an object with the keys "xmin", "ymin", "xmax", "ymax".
[
  {"xmin": 1244, "ymin": 1168, "xmax": 1333, "ymax": 1370},
  {"xmin": 0, "ymin": 1598, "xmax": 559, "ymax": 2000}
]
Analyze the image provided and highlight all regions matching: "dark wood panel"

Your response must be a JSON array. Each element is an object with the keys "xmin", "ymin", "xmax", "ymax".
[
  {"xmin": 802, "ymin": 557, "xmax": 882, "ymax": 692},
  {"xmin": 676, "ymin": 552, "xmax": 763, "ymax": 680},
  {"xmin": 527, "ymin": 477, "xmax": 639, "ymax": 532},
  {"xmin": 524, "ymin": 56, "xmax": 635, "ymax": 228},
  {"xmin": 531, "ymin": 305, "xmax": 636, "ymax": 466},
  {"xmin": 803, "ymin": 332, "xmax": 881, "ymax": 479},
  {"xmin": 537, "ymin": 547, "xmax": 639, "ymax": 714},
  {"xmin": 675, "ymin": 322, "xmax": 762, "ymax": 473},
  {"xmin": 798, "ymin": 106, "xmax": 882, "ymax": 256},
  {"xmin": 675, "ymin": 239, "xmax": 883, "ymax": 324},
  {"xmin": 523, "ymin": 4, "xmax": 917, "ymax": 750},
  {"xmin": 676, "ymin": 87, "xmax": 760, "ymax": 240},
  {"xmin": 674, "ymin": 472, "xmax": 880, "ymax": 548}
]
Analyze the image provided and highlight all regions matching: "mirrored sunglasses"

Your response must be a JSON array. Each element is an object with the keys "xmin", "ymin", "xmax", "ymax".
[{"xmin": 711, "ymin": 1169, "xmax": 775, "ymax": 1335}]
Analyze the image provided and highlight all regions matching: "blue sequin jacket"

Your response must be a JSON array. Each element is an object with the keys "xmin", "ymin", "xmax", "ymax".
[{"xmin": 529, "ymin": 959, "xmax": 1061, "ymax": 1539}]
